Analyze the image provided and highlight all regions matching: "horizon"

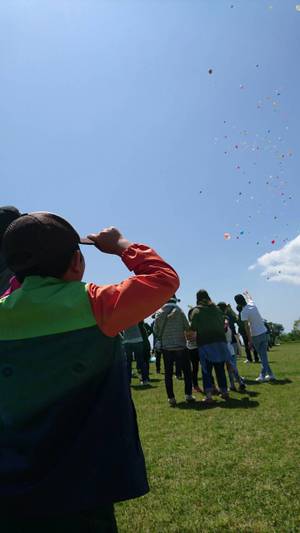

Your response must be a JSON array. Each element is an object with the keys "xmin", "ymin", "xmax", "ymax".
[{"xmin": 1, "ymin": 0, "xmax": 299, "ymax": 332}]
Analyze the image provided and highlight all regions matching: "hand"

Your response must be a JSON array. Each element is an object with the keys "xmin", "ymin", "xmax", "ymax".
[
  {"xmin": 248, "ymin": 340, "xmax": 253, "ymax": 350},
  {"xmin": 87, "ymin": 227, "xmax": 132, "ymax": 256}
]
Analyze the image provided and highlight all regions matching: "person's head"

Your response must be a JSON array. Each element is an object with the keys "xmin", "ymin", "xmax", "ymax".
[
  {"xmin": 217, "ymin": 301, "xmax": 227, "ymax": 313},
  {"xmin": 196, "ymin": 289, "xmax": 212, "ymax": 306},
  {"xmin": 2, "ymin": 212, "xmax": 88, "ymax": 282},
  {"xmin": 234, "ymin": 294, "xmax": 247, "ymax": 308},
  {"xmin": 0, "ymin": 206, "xmax": 21, "ymax": 249}
]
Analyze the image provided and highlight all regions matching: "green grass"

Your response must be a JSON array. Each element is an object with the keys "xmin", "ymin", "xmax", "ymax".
[{"xmin": 115, "ymin": 344, "xmax": 300, "ymax": 533}]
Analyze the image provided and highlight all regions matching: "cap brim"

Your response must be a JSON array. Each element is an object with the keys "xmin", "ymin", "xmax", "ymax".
[{"xmin": 79, "ymin": 237, "xmax": 95, "ymax": 245}]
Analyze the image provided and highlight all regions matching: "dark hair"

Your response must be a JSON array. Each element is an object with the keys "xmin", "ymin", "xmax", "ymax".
[
  {"xmin": 196, "ymin": 289, "xmax": 212, "ymax": 305},
  {"xmin": 217, "ymin": 301, "xmax": 227, "ymax": 313},
  {"xmin": 234, "ymin": 294, "xmax": 247, "ymax": 307}
]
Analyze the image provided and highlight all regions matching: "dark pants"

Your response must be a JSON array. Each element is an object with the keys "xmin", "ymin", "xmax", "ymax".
[
  {"xmin": 202, "ymin": 360, "xmax": 227, "ymax": 394},
  {"xmin": 175, "ymin": 357, "xmax": 182, "ymax": 378},
  {"xmin": 124, "ymin": 342, "xmax": 149, "ymax": 383},
  {"xmin": 188, "ymin": 348, "xmax": 199, "ymax": 388},
  {"xmin": 155, "ymin": 349, "xmax": 162, "ymax": 372},
  {"xmin": 0, "ymin": 505, "xmax": 118, "ymax": 532},
  {"xmin": 241, "ymin": 334, "xmax": 259, "ymax": 362},
  {"xmin": 162, "ymin": 349, "xmax": 192, "ymax": 399}
]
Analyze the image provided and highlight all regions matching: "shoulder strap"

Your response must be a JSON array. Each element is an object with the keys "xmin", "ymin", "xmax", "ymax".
[{"xmin": 157, "ymin": 310, "xmax": 171, "ymax": 344}]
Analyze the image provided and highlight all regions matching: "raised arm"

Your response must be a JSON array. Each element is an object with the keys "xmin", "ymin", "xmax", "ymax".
[{"xmin": 86, "ymin": 228, "xmax": 179, "ymax": 337}]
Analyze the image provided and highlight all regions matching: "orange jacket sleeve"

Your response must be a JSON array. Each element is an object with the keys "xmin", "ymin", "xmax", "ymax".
[{"xmin": 87, "ymin": 244, "xmax": 180, "ymax": 337}]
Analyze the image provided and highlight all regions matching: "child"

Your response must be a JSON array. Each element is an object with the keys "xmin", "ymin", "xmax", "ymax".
[
  {"xmin": 218, "ymin": 302, "xmax": 246, "ymax": 392},
  {"xmin": 186, "ymin": 308, "xmax": 202, "ymax": 393},
  {"xmin": 0, "ymin": 212, "xmax": 179, "ymax": 532}
]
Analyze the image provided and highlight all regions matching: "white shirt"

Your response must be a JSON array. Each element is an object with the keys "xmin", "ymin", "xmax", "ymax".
[{"xmin": 241, "ymin": 303, "xmax": 267, "ymax": 337}]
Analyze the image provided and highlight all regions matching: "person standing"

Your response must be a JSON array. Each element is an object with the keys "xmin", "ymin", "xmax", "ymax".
[
  {"xmin": 234, "ymin": 294, "xmax": 275, "ymax": 382},
  {"xmin": 151, "ymin": 314, "xmax": 162, "ymax": 373},
  {"xmin": 123, "ymin": 324, "xmax": 150, "ymax": 385},
  {"xmin": 187, "ymin": 308, "xmax": 201, "ymax": 393},
  {"xmin": 0, "ymin": 213, "xmax": 179, "ymax": 532},
  {"xmin": 154, "ymin": 296, "xmax": 194, "ymax": 406},
  {"xmin": 190, "ymin": 290, "xmax": 230, "ymax": 403},
  {"xmin": 236, "ymin": 304, "xmax": 260, "ymax": 363},
  {"xmin": 217, "ymin": 302, "xmax": 246, "ymax": 392},
  {"xmin": 139, "ymin": 320, "xmax": 152, "ymax": 380}
]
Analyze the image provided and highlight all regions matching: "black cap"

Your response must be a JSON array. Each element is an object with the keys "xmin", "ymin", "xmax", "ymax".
[
  {"xmin": 234, "ymin": 294, "xmax": 247, "ymax": 306},
  {"xmin": 0, "ymin": 206, "xmax": 21, "ymax": 245},
  {"xmin": 2, "ymin": 212, "xmax": 93, "ymax": 278}
]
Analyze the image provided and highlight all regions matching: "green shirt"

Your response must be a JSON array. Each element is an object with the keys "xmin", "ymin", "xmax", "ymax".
[{"xmin": 191, "ymin": 304, "xmax": 226, "ymax": 346}]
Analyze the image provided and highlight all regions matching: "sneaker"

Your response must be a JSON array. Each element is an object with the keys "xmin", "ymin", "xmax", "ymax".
[
  {"xmin": 185, "ymin": 395, "xmax": 196, "ymax": 403},
  {"xmin": 140, "ymin": 380, "xmax": 150, "ymax": 386},
  {"xmin": 229, "ymin": 385, "xmax": 237, "ymax": 392},
  {"xmin": 168, "ymin": 397, "xmax": 177, "ymax": 407},
  {"xmin": 244, "ymin": 359, "xmax": 250, "ymax": 364},
  {"xmin": 265, "ymin": 374, "xmax": 276, "ymax": 382},
  {"xmin": 220, "ymin": 392, "xmax": 230, "ymax": 400},
  {"xmin": 255, "ymin": 375, "xmax": 266, "ymax": 383}
]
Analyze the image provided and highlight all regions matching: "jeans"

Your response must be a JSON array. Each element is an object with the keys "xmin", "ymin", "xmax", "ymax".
[
  {"xmin": 252, "ymin": 333, "xmax": 273, "ymax": 377},
  {"xmin": 124, "ymin": 342, "xmax": 149, "ymax": 383},
  {"xmin": 154, "ymin": 349, "xmax": 162, "ymax": 372},
  {"xmin": 162, "ymin": 349, "xmax": 192, "ymax": 399},
  {"xmin": 226, "ymin": 345, "xmax": 242, "ymax": 386},
  {"xmin": 201, "ymin": 360, "xmax": 227, "ymax": 394}
]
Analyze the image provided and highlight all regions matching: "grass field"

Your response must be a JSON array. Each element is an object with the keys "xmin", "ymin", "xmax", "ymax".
[{"xmin": 115, "ymin": 344, "xmax": 300, "ymax": 533}]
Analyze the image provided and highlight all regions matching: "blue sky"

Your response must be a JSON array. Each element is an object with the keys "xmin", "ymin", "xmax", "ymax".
[{"xmin": 1, "ymin": 0, "xmax": 299, "ymax": 330}]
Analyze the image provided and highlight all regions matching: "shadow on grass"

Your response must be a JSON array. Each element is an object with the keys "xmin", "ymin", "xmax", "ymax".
[
  {"xmin": 148, "ymin": 378, "xmax": 162, "ymax": 383},
  {"xmin": 131, "ymin": 384, "xmax": 157, "ymax": 391},
  {"xmin": 269, "ymin": 378, "xmax": 293, "ymax": 385},
  {"xmin": 245, "ymin": 378, "xmax": 292, "ymax": 386},
  {"xmin": 243, "ymin": 389, "xmax": 259, "ymax": 397},
  {"xmin": 176, "ymin": 397, "xmax": 259, "ymax": 410}
]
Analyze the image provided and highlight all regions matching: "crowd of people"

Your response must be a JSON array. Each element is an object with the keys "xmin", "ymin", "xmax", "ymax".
[
  {"xmin": 123, "ymin": 290, "xmax": 275, "ymax": 407},
  {"xmin": 0, "ymin": 205, "xmax": 276, "ymax": 532}
]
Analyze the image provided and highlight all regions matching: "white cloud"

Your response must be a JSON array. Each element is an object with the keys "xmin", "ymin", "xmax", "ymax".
[{"xmin": 250, "ymin": 234, "xmax": 300, "ymax": 285}]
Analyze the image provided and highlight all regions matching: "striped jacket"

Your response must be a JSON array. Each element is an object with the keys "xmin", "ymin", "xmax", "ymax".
[{"xmin": 153, "ymin": 304, "xmax": 189, "ymax": 350}]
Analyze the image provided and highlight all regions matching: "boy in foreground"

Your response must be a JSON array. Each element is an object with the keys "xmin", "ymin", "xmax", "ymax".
[{"xmin": 0, "ymin": 212, "xmax": 179, "ymax": 532}]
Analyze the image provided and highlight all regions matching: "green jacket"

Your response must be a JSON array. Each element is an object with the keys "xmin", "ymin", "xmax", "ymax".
[{"xmin": 191, "ymin": 304, "xmax": 226, "ymax": 346}]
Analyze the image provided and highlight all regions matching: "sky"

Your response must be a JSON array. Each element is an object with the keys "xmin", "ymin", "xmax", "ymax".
[{"xmin": 1, "ymin": 0, "xmax": 299, "ymax": 331}]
